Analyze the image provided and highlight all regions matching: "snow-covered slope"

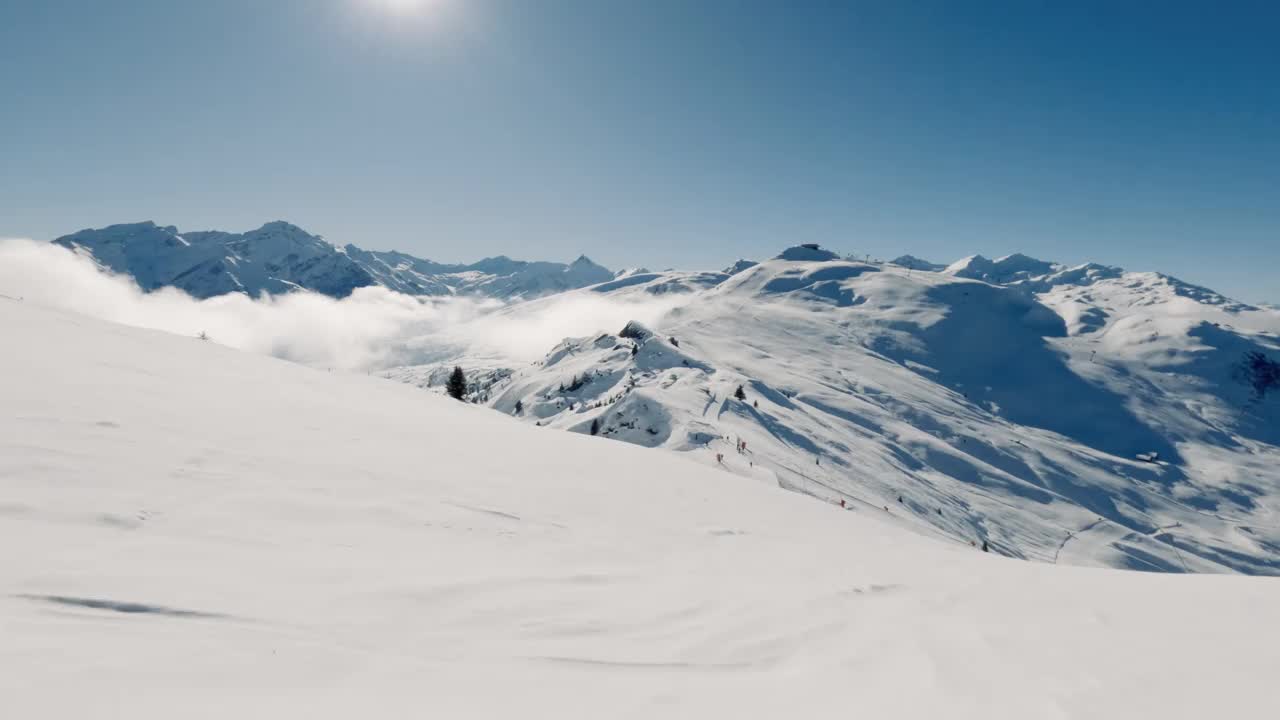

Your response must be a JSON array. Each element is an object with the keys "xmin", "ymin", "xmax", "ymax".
[
  {"xmin": 397, "ymin": 250, "xmax": 1280, "ymax": 574},
  {"xmin": 55, "ymin": 221, "xmax": 614, "ymax": 300},
  {"xmin": 2, "ymin": 296, "xmax": 1277, "ymax": 718}
]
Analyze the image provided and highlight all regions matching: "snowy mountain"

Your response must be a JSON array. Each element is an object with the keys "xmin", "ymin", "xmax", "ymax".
[
  {"xmin": 944, "ymin": 252, "xmax": 1061, "ymax": 283},
  {"xmin": 389, "ymin": 248, "xmax": 1280, "ymax": 575},
  {"xmin": 54, "ymin": 221, "xmax": 614, "ymax": 300},
  {"xmin": 53, "ymin": 221, "xmax": 378, "ymax": 298},
  {"xmin": 3, "ymin": 296, "xmax": 1277, "ymax": 718},
  {"xmin": 20, "ymin": 228, "xmax": 1280, "ymax": 573},
  {"xmin": 889, "ymin": 254, "xmax": 946, "ymax": 272}
]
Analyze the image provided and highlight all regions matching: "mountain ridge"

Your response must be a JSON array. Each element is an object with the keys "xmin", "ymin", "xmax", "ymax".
[{"xmin": 54, "ymin": 220, "xmax": 615, "ymax": 301}]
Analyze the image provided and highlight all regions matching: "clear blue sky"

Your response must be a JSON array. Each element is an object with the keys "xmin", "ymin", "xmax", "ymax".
[{"xmin": 2, "ymin": 0, "xmax": 1277, "ymax": 302}]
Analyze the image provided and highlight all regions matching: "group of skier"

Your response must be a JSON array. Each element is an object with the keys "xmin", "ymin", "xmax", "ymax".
[{"xmin": 716, "ymin": 437, "xmax": 750, "ymax": 465}]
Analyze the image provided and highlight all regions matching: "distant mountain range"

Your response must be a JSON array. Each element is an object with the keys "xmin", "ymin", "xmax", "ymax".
[{"xmin": 53, "ymin": 221, "xmax": 614, "ymax": 300}]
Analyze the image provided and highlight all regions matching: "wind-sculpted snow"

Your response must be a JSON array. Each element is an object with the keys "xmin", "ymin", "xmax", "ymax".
[{"xmin": 2, "ymin": 298, "xmax": 1277, "ymax": 717}]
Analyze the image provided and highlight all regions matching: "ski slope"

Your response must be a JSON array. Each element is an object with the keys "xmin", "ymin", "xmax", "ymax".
[{"xmin": 2, "ymin": 297, "xmax": 1277, "ymax": 718}]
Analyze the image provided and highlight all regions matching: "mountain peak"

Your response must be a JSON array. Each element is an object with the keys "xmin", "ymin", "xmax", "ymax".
[
  {"xmin": 946, "ymin": 253, "xmax": 1057, "ymax": 283},
  {"xmin": 776, "ymin": 244, "xmax": 840, "ymax": 262},
  {"xmin": 890, "ymin": 255, "xmax": 943, "ymax": 271},
  {"xmin": 570, "ymin": 254, "xmax": 604, "ymax": 269},
  {"xmin": 251, "ymin": 220, "xmax": 317, "ymax": 238}
]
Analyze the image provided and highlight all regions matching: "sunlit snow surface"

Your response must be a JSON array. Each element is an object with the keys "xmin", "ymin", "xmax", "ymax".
[{"xmin": 2, "ymin": 298, "xmax": 1276, "ymax": 718}]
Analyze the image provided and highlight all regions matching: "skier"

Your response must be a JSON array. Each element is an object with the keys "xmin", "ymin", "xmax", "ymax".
[{"xmin": 840, "ymin": 499, "xmax": 846, "ymax": 509}]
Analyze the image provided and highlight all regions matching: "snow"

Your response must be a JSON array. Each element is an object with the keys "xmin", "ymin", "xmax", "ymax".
[
  {"xmin": 889, "ymin": 254, "xmax": 945, "ymax": 271},
  {"xmin": 2, "ymin": 296, "xmax": 1277, "ymax": 718},
  {"xmin": 56, "ymin": 222, "xmax": 617, "ymax": 301},
  {"xmin": 56, "ymin": 221, "xmax": 378, "ymax": 299},
  {"xmin": 944, "ymin": 253, "xmax": 1061, "ymax": 284},
  {"xmin": 411, "ymin": 257, "xmax": 1280, "ymax": 575},
  {"xmin": 723, "ymin": 259, "xmax": 760, "ymax": 275},
  {"xmin": 775, "ymin": 244, "xmax": 841, "ymax": 262},
  {"xmin": 10, "ymin": 231, "xmax": 1280, "ymax": 575}
]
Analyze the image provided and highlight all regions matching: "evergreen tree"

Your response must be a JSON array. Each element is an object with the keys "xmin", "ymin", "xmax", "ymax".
[
  {"xmin": 446, "ymin": 366, "xmax": 467, "ymax": 401},
  {"xmin": 734, "ymin": 384, "xmax": 746, "ymax": 401},
  {"xmin": 590, "ymin": 418, "xmax": 600, "ymax": 436},
  {"xmin": 514, "ymin": 399, "xmax": 524, "ymax": 415}
]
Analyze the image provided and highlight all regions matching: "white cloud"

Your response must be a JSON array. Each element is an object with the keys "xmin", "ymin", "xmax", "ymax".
[{"xmin": 0, "ymin": 238, "xmax": 684, "ymax": 371}]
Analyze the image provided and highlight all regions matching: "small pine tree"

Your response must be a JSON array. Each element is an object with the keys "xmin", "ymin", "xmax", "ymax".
[
  {"xmin": 446, "ymin": 366, "xmax": 467, "ymax": 401},
  {"xmin": 590, "ymin": 418, "xmax": 600, "ymax": 436},
  {"xmin": 734, "ymin": 384, "xmax": 746, "ymax": 401},
  {"xmin": 514, "ymin": 399, "xmax": 524, "ymax": 415}
]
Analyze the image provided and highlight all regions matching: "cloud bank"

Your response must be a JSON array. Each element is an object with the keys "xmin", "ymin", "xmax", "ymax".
[{"xmin": 0, "ymin": 239, "xmax": 684, "ymax": 371}]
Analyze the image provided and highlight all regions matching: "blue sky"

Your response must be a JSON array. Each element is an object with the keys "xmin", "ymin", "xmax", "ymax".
[{"xmin": 2, "ymin": 0, "xmax": 1277, "ymax": 302}]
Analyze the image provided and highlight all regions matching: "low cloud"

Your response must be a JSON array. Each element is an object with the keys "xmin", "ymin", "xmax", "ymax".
[{"xmin": 0, "ymin": 239, "xmax": 684, "ymax": 371}]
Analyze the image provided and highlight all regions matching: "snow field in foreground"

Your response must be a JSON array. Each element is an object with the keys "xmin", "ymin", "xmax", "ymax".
[{"xmin": 1, "ymin": 298, "xmax": 1277, "ymax": 719}]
